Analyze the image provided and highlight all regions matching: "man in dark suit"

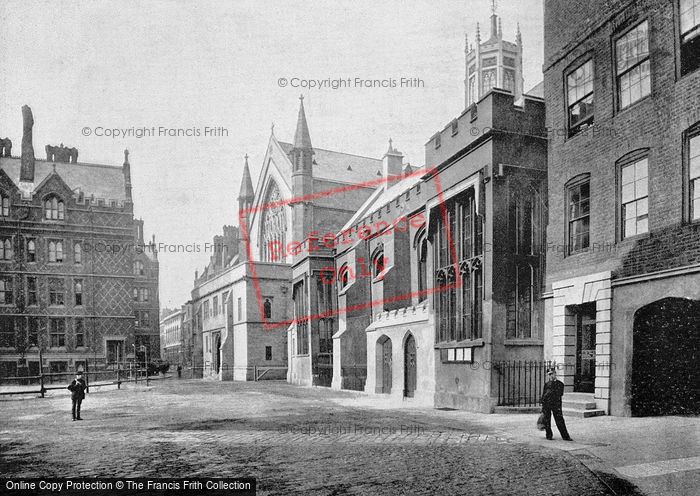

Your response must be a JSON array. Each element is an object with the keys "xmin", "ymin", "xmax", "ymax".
[
  {"xmin": 541, "ymin": 367, "xmax": 572, "ymax": 441},
  {"xmin": 67, "ymin": 372, "xmax": 87, "ymax": 421}
]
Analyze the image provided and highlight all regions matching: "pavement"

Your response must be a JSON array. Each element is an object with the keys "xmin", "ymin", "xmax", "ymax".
[{"xmin": 0, "ymin": 379, "xmax": 697, "ymax": 495}]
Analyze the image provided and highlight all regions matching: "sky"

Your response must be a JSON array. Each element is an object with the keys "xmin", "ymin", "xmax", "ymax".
[{"xmin": 0, "ymin": 0, "xmax": 544, "ymax": 310}]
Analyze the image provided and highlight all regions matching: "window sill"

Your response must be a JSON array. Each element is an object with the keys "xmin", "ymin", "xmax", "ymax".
[
  {"xmin": 566, "ymin": 120, "xmax": 595, "ymax": 140},
  {"xmin": 504, "ymin": 339, "xmax": 543, "ymax": 346},
  {"xmin": 435, "ymin": 338, "xmax": 484, "ymax": 349},
  {"xmin": 619, "ymin": 231, "xmax": 650, "ymax": 244}
]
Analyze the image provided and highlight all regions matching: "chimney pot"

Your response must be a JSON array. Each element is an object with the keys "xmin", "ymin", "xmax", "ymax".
[{"xmin": 20, "ymin": 105, "xmax": 35, "ymax": 182}]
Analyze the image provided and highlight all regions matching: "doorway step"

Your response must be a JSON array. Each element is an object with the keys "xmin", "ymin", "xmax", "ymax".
[{"xmin": 562, "ymin": 392, "xmax": 605, "ymax": 418}]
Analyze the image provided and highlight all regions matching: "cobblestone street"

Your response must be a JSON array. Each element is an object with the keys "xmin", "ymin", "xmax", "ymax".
[{"xmin": 1, "ymin": 380, "xmax": 630, "ymax": 495}]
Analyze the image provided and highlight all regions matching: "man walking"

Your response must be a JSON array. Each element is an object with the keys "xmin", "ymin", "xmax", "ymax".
[
  {"xmin": 541, "ymin": 367, "xmax": 572, "ymax": 441},
  {"xmin": 67, "ymin": 371, "xmax": 87, "ymax": 421}
]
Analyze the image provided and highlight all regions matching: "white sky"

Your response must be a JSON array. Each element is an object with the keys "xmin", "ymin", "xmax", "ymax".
[{"xmin": 0, "ymin": 0, "xmax": 544, "ymax": 309}]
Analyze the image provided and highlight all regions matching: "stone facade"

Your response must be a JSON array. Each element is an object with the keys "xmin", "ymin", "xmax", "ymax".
[{"xmin": 159, "ymin": 309, "xmax": 182, "ymax": 364}]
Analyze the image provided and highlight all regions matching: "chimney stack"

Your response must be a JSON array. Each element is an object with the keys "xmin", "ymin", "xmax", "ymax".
[
  {"xmin": 20, "ymin": 105, "xmax": 35, "ymax": 182},
  {"xmin": 382, "ymin": 139, "xmax": 404, "ymax": 186}
]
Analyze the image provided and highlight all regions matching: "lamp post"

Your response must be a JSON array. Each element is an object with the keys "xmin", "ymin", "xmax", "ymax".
[{"xmin": 140, "ymin": 344, "xmax": 148, "ymax": 386}]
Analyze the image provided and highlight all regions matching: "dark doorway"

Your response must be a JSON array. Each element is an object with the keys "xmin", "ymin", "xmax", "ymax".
[
  {"xmin": 214, "ymin": 333, "xmax": 221, "ymax": 374},
  {"xmin": 404, "ymin": 334, "xmax": 416, "ymax": 398},
  {"xmin": 575, "ymin": 303, "xmax": 596, "ymax": 393},
  {"xmin": 632, "ymin": 297, "xmax": 700, "ymax": 416}
]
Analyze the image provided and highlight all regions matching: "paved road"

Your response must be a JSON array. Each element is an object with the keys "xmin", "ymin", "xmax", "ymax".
[{"xmin": 1, "ymin": 380, "xmax": 634, "ymax": 495}]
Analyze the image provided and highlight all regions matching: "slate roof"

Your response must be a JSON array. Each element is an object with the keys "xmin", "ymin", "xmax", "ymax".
[
  {"xmin": 339, "ymin": 166, "xmax": 426, "ymax": 234},
  {"xmin": 0, "ymin": 157, "xmax": 126, "ymax": 202},
  {"xmin": 277, "ymin": 141, "xmax": 381, "ymax": 185}
]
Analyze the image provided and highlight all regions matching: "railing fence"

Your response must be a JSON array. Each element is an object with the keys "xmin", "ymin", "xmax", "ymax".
[{"xmin": 494, "ymin": 360, "xmax": 555, "ymax": 407}]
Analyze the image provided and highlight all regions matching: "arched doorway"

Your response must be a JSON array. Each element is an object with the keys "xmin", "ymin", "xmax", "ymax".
[
  {"xmin": 214, "ymin": 333, "xmax": 221, "ymax": 374},
  {"xmin": 632, "ymin": 297, "xmax": 700, "ymax": 416},
  {"xmin": 375, "ymin": 336, "xmax": 392, "ymax": 394},
  {"xmin": 404, "ymin": 334, "xmax": 417, "ymax": 398}
]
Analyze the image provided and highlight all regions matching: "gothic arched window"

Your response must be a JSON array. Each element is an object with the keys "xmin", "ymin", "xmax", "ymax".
[
  {"xmin": 468, "ymin": 75, "xmax": 477, "ymax": 106},
  {"xmin": 504, "ymin": 70, "xmax": 515, "ymax": 93},
  {"xmin": 260, "ymin": 181, "xmax": 287, "ymax": 262},
  {"xmin": 482, "ymin": 69, "xmax": 496, "ymax": 95},
  {"xmin": 1, "ymin": 192, "xmax": 9, "ymax": 217},
  {"xmin": 74, "ymin": 242, "xmax": 82, "ymax": 264},
  {"xmin": 44, "ymin": 195, "xmax": 65, "ymax": 220}
]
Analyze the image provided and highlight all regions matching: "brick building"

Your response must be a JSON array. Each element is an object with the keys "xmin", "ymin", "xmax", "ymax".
[
  {"xmin": 543, "ymin": 0, "xmax": 700, "ymax": 416},
  {"xmin": 0, "ymin": 105, "xmax": 158, "ymax": 377},
  {"xmin": 133, "ymin": 218, "xmax": 159, "ymax": 361}
]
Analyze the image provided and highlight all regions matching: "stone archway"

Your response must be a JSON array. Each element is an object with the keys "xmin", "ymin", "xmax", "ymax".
[{"xmin": 631, "ymin": 297, "xmax": 700, "ymax": 416}]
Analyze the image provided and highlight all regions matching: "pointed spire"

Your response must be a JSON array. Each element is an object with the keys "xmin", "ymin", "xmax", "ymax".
[
  {"xmin": 498, "ymin": 18, "xmax": 502, "ymax": 39},
  {"xmin": 516, "ymin": 22, "xmax": 522, "ymax": 45},
  {"xmin": 476, "ymin": 22, "xmax": 481, "ymax": 42},
  {"xmin": 123, "ymin": 149, "xmax": 130, "ymax": 166},
  {"xmin": 293, "ymin": 94, "xmax": 312, "ymax": 150},
  {"xmin": 238, "ymin": 154, "xmax": 254, "ymax": 201},
  {"xmin": 271, "ymin": 122, "xmax": 275, "ymax": 136}
]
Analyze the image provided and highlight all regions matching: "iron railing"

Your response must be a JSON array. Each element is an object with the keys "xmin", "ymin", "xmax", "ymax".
[{"xmin": 495, "ymin": 360, "xmax": 554, "ymax": 407}]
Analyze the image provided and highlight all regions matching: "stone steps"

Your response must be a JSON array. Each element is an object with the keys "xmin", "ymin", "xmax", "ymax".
[
  {"xmin": 562, "ymin": 392, "xmax": 606, "ymax": 418},
  {"xmin": 562, "ymin": 407, "xmax": 606, "ymax": 418}
]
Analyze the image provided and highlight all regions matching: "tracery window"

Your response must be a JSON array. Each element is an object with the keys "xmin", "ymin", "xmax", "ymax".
[
  {"xmin": 260, "ymin": 181, "xmax": 287, "ymax": 262},
  {"xmin": 504, "ymin": 69, "xmax": 515, "ymax": 92},
  {"xmin": 434, "ymin": 189, "xmax": 483, "ymax": 343},
  {"xmin": 482, "ymin": 69, "xmax": 496, "ymax": 94},
  {"xmin": 293, "ymin": 280, "xmax": 308, "ymax": 355}
]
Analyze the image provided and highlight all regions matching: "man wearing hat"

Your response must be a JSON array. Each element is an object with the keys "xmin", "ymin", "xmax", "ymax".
[
  {"xmin": 540, "ymin": 367, "xmax": 572, "ymax": 441},
  {"xmin": 67, "ymin": 371, "xmax": 87, "ymax": 421}
]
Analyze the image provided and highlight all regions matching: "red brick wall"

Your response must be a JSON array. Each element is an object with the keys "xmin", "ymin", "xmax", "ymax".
[{"xmin": 544, "ymin": 0, "xmax": 700, "ymax": 286}]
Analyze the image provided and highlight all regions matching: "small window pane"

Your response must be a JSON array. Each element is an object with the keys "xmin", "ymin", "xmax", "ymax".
[
  {"xmin": 681, "ymin": 0, "xmax": 700, "ymax": 35},
  {"xmin": 691, "ymin": 135, "xmax": 700, "ymax": 161},
  {"xmin": 637, "ymin": 197, "xmax": 649, "ymax": 216},
  {"xmin": 637, "ymin": 217, "xmax": 648, "ymax": 234},
  {"xmin": 636, "ymin": 158, "xmax": 648, "ymax": 178},
  {"xmin": 636, "ymin": 178, "xmax": 648, "ymax": 198}
]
